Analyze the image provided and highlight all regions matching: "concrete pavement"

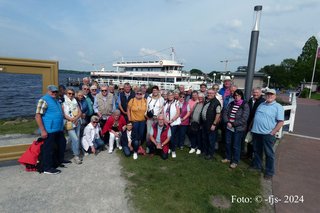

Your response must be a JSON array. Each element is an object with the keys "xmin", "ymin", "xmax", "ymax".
[
  {"xmin": 0, "ymin": 149, "xmax": 132, "ymax": 213},
  {"xmin": 273, "ymin": 97, "xmax": 320, "ymax": 213}
]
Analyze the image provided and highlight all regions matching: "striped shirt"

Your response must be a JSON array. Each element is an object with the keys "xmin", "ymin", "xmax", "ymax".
[{"xmin": 228, "ymin": 104, "xmax": 240, "ymax": 123}]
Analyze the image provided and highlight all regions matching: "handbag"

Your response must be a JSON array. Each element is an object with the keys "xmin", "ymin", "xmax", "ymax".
[
  {"xmin": 146, "ymin": 109, "xmax": 154, "ymax": 119},
  {"xmin": 245, "ymin": 132, "xmax": 253, "ymax": 143},
  {"xmin": 65, "ymin": 121, "xmax": 74, "ymax": 131},
  {"xmin": 190, "ymin": 121, "xmax": 200, "ymax": 132}
]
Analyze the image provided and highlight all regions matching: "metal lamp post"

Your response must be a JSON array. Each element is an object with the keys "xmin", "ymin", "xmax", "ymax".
[
  {"xmin": 244, "ymin": 5, "xmax": 262, "ymax": 101},
  {"xmin": 267, "ymin": 75, "xmax": 271, "ymax": 88}
]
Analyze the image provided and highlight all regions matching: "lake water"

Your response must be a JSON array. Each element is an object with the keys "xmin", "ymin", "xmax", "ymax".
[{"xmin": 0, "ymin": 72, "xmax": 88, "ymax": 119}]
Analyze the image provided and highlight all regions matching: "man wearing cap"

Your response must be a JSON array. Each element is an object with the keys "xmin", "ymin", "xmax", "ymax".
[
  {"xmin": 35, "ymin": 85, "xmax": 67, "ymax": 174},
  {"xmin": 250, "ymin": 88, "xmax": 284, "ymax": 180},
  {"xmin": 218, "ymin": 76, "xmax": 232, "ymax": 103}
]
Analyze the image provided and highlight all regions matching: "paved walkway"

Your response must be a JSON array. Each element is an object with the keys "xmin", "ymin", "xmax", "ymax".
[
  {"xmin": 0, "ymin": 148, "xmax": 131, "ymax": 213},
  {"xmin": 273, "ymin": 97, "xmax": 320, "ymax": 213}
]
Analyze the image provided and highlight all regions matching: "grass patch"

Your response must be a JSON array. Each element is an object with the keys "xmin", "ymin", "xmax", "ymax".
[
  {"xmin": 120, "ymin": 149, "xmax": 262, "ymax": 213},
  {"xmin": 311, "ymin": 92, "xmax": 320, "ymax": 100},
  {"xmin": 0, "ymin": 118, "xmax": 37, "ymax": 135}
]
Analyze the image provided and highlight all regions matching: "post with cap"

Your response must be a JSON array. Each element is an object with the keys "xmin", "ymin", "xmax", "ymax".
[{"xmin": 244, "ymin": 5, "xmax": 262, "ymax": 101}]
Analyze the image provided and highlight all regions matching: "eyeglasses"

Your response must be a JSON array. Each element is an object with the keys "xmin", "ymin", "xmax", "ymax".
[
  {"xmin": 91, "ymin": 89, "xmax": 97, "ymax": 91},
  {"xmin": 136, "ymin": 93, "xmax": 142, "ymax": 95},
  {"xmin": 119, "ymin": 88, "xmax": 124, "ymax": 90},
  {"xmin": 68, "ymin": 92, "xmax": 74, "ymax": 95},
  {"xmin": 83, "ymin": 88, "xmax": 89, "ymax": 90},
  {"xmin": 92, "ymin": 121, "xmax": 99, "ymax": 124},
  {"xmin": 101, "ymin": 90, "xmax": 107, "ymax": 92},
  {"xmin": 51, "ymin": 91, "xmax": 58, "ymax": 94},
  {"xmin": 180, "ymin": 96, "xmax": 185, "ymax": 98}
]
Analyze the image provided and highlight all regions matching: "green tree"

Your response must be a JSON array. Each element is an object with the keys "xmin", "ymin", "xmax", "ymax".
[
  {"xmin": 189, "ymin": 69, "xmax": 203, "ymax": 76},
  {"xmin": 293, "ymin": 36, "xmax": 320, "ymax": 84}
]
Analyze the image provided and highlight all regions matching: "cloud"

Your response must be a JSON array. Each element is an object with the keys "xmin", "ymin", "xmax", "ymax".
[
  {"xmin": 264, "ymin": 1, "xmax": 319, "ymax": 15},
  {"xmin": 227, "ymin": 19, "xmax": 242, "ymax": 29},
  {"xmin": 77, "ymin": 51, "xmax": 85, "ymax": 58},
  {"xmin": 228, "ymin": 38, "xmax": 243, "ymax": 50}
]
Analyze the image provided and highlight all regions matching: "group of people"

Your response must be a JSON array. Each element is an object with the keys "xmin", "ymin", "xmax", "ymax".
[{"xmin": 36, "ymin": 76, "xmax": 284, "ymax": 180}]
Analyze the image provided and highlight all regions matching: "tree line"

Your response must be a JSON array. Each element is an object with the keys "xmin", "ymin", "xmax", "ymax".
[{"xmin": 190, "ymin": 36, "xmax": 320, "ymax": 89}]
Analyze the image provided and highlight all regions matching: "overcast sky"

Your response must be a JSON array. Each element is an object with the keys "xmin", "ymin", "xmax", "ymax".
[{"xmin": 1, "ymin": 0, "xmax": 319, "ymax": 72}]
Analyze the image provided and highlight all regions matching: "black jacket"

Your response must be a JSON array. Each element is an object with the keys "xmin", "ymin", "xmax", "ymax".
[
  {"xmin": 120, "ymin": 129, "xmax": 137, "ymax": 147},
  {"xmin": 201, "ymin": 97, "xmax": 221, "ymax": 131},
  {"xmin": 247, "ymin": 95, "xmax": 265, "ymax": 127}
]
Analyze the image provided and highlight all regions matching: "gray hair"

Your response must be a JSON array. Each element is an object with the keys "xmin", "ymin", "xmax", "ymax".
[
  {"xmin": 252, "ymin": 87, "xmax": 262, "ymax": 92},
  {"xmin": 91, "ymin": 115, "xmax": 99, "ymax": 122},
  {"xmin": 112, "ymin": 109, "xmax": 121, "ymax": 115},
  {"xmin": 198, "ymin": 92, "xmax": 205, "ymax": 98},
  {"xmin": 66, "ymin": 87, "xmax": 75, "ymax": 93}
]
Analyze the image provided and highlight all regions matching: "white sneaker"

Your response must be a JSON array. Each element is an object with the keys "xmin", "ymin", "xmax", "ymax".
[
  {"xmin": 118, "ymin": 146, "xmax": 123, "ymax": 150},
  {"xmin": 189, "ymin": 148, "xmax": 196, "ymax": 154},
  {"xmin": 108, "ymin": 149, "xmax": 113, "ymax": 154},
  {"xmin": 172, "ymin": 151, "xmax": 176, "ymax": 158},
  {"xmin": 133, "ymin": 152, "xmax": 138, "ymax": 160},
  {"xmin": 196, "ymin": 149, "xmax": 201, "ymax": 155},
  {"xmin": 168, "ymin": 149, "xmax": 171, "ymax": 154},
  {"xmin": 146, "ymin": 147, "xmax": 150, "ymax": 154}
]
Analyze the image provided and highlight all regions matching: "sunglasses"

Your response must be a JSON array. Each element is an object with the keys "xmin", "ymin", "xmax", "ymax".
[
  {"xmin": 180, "ymin": 96, "xmax": 185, "ymax": 98},
  {"xmin": 92, "ymin": 121, "xmax": 99, "ymax": 124},
  {"xmin": 101, "ymin": 90, "xmax": 107, "ymax": 92},
  {"xmin": 68, "ymin": 92, "xmax": 75, "ymax": 95},
  {"xmin": 91, "ymin": 89, "xmax": 97, "ymax": 91},
  {"xmin": 52, "ymin": 91, "xmax": 58, "ymax": 94},
  {"xmin": 119, "ymin": 88, "xmax": 124, "ymax": 90},
  {"xmin": 136, "ymin": 93, "xmax": 142, "ymax": 95}
]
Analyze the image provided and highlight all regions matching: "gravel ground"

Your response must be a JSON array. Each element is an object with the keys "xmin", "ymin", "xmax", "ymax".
[{"xmin": 0, "ymin": 139, "xmax": 131, "ymax": 213}]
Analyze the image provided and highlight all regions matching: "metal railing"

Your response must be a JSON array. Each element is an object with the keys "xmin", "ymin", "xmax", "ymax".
[{"xmin": 276, "ymin": 92, "xmax": 297, "ymax": 138}]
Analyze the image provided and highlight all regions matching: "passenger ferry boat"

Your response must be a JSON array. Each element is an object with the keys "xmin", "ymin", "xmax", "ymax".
[{"xmin": 90, "ymin": 48, "xmax": 204, "ymax": 90}]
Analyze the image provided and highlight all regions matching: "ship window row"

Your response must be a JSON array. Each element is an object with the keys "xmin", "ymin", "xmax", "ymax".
[{"xmin": 122, "ymin": 66, "xmax": 182, "ymax": 72}]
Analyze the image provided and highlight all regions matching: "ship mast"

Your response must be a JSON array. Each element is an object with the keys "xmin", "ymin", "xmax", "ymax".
[{"xmin": 171, "ymin": 47, "xmax": 175, "ymax": 61}]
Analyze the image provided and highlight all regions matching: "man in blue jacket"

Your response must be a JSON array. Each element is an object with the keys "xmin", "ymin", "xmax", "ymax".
[{"xmin": 35, "ymin": 85, "xmax": 68, "ymax": 174}]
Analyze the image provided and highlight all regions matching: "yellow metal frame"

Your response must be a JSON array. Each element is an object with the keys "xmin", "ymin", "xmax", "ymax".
[
  {"xmin": 0, "ymin": 57, "xmax": 59, "ymax": 161},
  {"xmin": 0, "ymin": 57, "xmax": 59, "ymax": 94}
]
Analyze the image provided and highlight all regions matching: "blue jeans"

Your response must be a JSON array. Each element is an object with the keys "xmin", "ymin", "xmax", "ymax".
[
  {"xmin": 133, "ymin": 121, "xmax": 146, "ymax": 142},
  {"xmin": 169, "ymin": 125, "xmax": 179, "ymax": 152},
  {"xmin": 67, "ymin": 124, "xmax": 81, "ymax": 156},
  {"xmin": 177, "ymin": 125, "xmax": 188, "ymax": 148},
  {"xmin": 42, "ymin": 131, "xmax": 66, "ymax": 171},
  {"xmin": 202, "ymin": 129, "xmax": 218, "ymax": 156},
  {"xmin": 225, "ymin": 129, "xmax": 244, "ymax": 164},
  {"xmin": 93, "ymin": 138, "xmax": 105, "ymax": 149},
  {"xmin": 123, "ymin": 140, "xmax": 140, "ymax": 157},
  {"xmin": 252, "ymin": 133, "xmax": 276, "ymax": 176}
]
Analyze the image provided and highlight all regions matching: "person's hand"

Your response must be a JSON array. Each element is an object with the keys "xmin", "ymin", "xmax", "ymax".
[
  {"xmin": 270, "ymin": 130, "xmax": 277, "ymax": 136},
  {"xmin": 227, "ymin": 122, "xmax": 232, "ymax": 129},
  {"xmin": 210, "ymin": 125, "xmax": 216, "ymax": 131},
  {"xmin": 41, "ymin": 130, "xmax": 48, "ymax": 139},
  {"xmin": 82, "ymin": 113, "xmax": 86, "ymax": 119},
  {"xmin": 97, "ymin": 112, "xmax": 102, "ymax": 118},
  {"xmin": 129, "ymin": 145, "xmax": 133, "ymax": 151},
  {"xmin": 115, "ymin": 132, "xmax": 119, "ymax": 138},
  {"xmin": 91, "ymin": 146, "xmax": 96, "ymax": 154},
  {"xmin": 156, "ymin": 143, "xmax": 162, "ymax": 149}
]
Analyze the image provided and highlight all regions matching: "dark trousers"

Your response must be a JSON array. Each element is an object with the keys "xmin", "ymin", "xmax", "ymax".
[
  {"xmin": 133, "ymin": 121, "xmax": 146, "ymax": 142},
  {"xmin": 202, "ymin": 129, "xmax": 218, "ymax": 157},
  {"xmin": 189, "ymin": 128, "xmax": 202, "ymax": 149},
  {"xmin": 177, "ymin": 125, "xmax": 188, "ymax": 148},
  {"xmin": 123, "ymin": 140, "xmax": 140, "ymax": 157},
  {"xmin": 169, "ymin": 125, "xmax": 179, "ymax": 152},
  {"xmin": 42, "ymin": 131, "xmax": 66, "ymax": 171},
  {"xmin": 147, "ymin": 142, "xmax": 168, "ymax": 160},
  {"xmin": 225, "ymin": 129, "xmax": 245, "ymax": 164}
]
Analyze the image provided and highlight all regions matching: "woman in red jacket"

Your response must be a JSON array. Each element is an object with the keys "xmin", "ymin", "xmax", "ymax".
[{"xmin": 102, "ymin": 109, "xmax": 126, "ymax": 153}]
